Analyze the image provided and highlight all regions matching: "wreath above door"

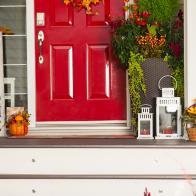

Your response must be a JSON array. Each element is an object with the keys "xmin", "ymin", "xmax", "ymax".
[{"xmin": 63, "ymin": 0, "xmax": 102, "ymax": 14}]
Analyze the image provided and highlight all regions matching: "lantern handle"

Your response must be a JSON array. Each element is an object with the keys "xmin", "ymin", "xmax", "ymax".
[
  {"xmin": 158, "ymin": 75, "xmax": 177, "ymax": 90},
  {"xmin": 141, "ymin": 104, "xmax": 152, "ymax": 109}
]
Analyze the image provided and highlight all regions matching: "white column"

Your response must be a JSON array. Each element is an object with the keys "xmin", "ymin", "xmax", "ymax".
[
  {"xmin": 185, "ymin": 0, "xmax": 196, "ymax": 106},
  {"xmin": 0, "ymin": 32, "xmax": 5, "ymax": 136},
  {"xmin": 26, "ymin": 0, "xmax": 36, "ymax": 127}
]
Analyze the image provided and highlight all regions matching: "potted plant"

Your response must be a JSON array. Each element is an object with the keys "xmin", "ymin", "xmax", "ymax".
[
  {"xmin": 182, "ymin": 99, "xmax": 196, "ymax": 141},
  {"xmin": 6, "ymin": 111, "xmax": 30, "ymax": 136},
  {"xmin": 112, "ymin": 0, "xmax": 183, "ymax": 132}
]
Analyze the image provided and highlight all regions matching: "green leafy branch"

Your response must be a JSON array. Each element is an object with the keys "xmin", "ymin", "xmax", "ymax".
[
  {"xmin": 128, "ymin": 52, "xmax": 146, "ymax": 131},
  {"xmin": 112, "ymin": 20, "xmax": 146, "ymax": 68},
  {"xmin": 138, "ymin": 0, "xmax": 180, "ymax": 24}
]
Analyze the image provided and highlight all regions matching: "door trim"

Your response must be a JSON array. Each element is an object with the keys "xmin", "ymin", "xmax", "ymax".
[
  {"xmin": 28, "ymin": 126, "xmax": 131, "ymax": 136},
  {"xmin": 36, "ymin": 120, "xmax": 127, "ymax": 125},
  {"xmin": 27, "ymin": 0, "xmax": 131, "ymax": 132},
  {"xmin": 27, "ymin": 0, "xmax": 36, "ymax": 128}
]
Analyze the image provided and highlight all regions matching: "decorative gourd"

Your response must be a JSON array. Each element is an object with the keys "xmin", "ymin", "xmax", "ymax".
[
  {"xmin": 9, "ymin": 122, "xmax": 27, "ymax": 136},
  {"xmin": 7, "ymin": 112, "xmax": 30, "ymax": 136}
]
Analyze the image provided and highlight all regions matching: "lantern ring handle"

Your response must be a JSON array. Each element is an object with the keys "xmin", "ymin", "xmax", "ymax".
[
  {"xmin": 141, "ymin": 104, "xmax": 152, "ymax": 109},
  {"xmin": 158, "ymin": 75, "xmax": 177, "ymax": 90}
]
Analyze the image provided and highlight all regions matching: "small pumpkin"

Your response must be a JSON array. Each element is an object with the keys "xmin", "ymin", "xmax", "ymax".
[
  {"xmin": 8, "ymin": 122, "xmax": 27, "ymax": 136},
  {"xmin": 7, "ymin": 112, "xmax": 30, "ymax": 136},
  {"xmin": 8, "ymin": 123, "xmax": 17, "ymax": 136}
]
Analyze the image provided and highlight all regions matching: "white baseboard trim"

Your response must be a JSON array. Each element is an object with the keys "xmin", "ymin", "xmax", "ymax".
[
  {"xmin": 28, "ymin": 129, "xmax": 132, "ymax": 136},
  {"xmin": 29, "ymin": 125, "xmax": 132, "ymax": 136},
  {"xmin": 27, "ymin": 120, "xmax": 133, "ymax": 136}
]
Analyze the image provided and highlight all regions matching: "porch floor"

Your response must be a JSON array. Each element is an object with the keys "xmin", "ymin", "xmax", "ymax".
[{"xmin": 0, "ymin": 137, "xmax": 194, "ymax": 148}]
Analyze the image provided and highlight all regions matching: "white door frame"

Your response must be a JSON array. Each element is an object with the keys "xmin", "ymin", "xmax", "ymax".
[
  {"xmin": 26, "ymin": 0, "xmax": 36, "ymax": 128},
  {"xmin": 0, "ymin": 33, "xmax": 5, "ymax": 135},
  {"xmin": 185, "ymin": 0, "xmax": 196, "ymax": 106},
  {"xmin": 26, "ymin": 0, "xmax": 132, "ymax": 133}
]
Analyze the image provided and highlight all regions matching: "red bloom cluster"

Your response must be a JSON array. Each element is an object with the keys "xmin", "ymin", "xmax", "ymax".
[{"xmin": 127, "ymin": 2, "xmax": 150, "ymax": 26}]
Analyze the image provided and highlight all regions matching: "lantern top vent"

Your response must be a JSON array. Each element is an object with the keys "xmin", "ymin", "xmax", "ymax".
[{"xmin": 141, "ymin": 104, "xmax": 152, "ymax": 114}]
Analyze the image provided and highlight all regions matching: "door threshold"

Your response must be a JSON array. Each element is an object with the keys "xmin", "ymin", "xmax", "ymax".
[
  {"xmin": 8, "ymin": 135, "xmax": 135, "ymax": 139},
  {"xmin": 27, "ymin": 125, "xmax": 133, "ymax": 137},
  {"xmin": 36, "ymin": 121, "xmax": 127, "ymax": 127}
]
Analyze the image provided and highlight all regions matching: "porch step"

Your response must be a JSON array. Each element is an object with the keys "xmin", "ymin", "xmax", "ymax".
[{"xmin": 29, "ymin": 122, "xmax": 132, "ymax": 136}]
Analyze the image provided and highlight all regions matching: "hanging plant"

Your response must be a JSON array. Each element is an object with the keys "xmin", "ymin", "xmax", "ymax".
[
  {"xmin": 128, "ymin": 52, "xmax": 146, "ymax": 131},
  {"xmin": 63, "ymin": 0, "xmax": 102, "ymax": 15}
]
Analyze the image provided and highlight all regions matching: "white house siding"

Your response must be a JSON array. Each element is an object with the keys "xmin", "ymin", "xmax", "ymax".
[
  {"xmin": 0, "ymin": 146, "xmax": 196, "ymax": 195},
  {"xmin": 0, "ymin": 179, "xmax": 195, "ymax": 196}
]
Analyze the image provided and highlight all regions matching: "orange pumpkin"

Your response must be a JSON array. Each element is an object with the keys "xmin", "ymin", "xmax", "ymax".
[
  {"xmin": 7, "ymin": 112, "xmax": 30, "ymax": 136},
  {"xmin": 8, "ymin": 122, "xmax": 28, "ymax": 136}
]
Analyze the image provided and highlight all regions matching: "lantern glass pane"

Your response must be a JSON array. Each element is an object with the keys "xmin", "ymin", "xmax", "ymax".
[
  {"xmin": 140, "ymin": 120, "xmax": 150, "ymax": 135},
  {"xmin": 159, "ymin": 106, "xmax": 177, "ymax": 134}
]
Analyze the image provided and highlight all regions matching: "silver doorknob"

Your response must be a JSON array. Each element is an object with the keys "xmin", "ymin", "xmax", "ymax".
[{"xmin": 38, "ymin": 30, "xmax": 44, "ymax": 64}]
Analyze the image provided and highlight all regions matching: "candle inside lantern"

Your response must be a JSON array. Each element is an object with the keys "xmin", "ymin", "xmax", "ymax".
[
  {"xmin": 141, "ymin": 129, "xmax": 150, "ymax": 135},
  {"xmin": 163, "ymin": 127, "xmax": 173, "ymax": 134}
]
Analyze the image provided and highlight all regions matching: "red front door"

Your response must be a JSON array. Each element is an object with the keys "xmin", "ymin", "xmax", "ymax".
[{"xmin": 35, "ymin": 0, "xmax": 126, "ymax": 121}]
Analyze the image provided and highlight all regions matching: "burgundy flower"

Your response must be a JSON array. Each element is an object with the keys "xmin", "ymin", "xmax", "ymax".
[
  {"xmin": 169, "ymin": 42, "xmax": 181, "ymax": 59},
  {"xmin": 142, "ymin": 11, "xmax": 150, "ymax": 18},
  {"xmin": 175, "ymin": 18, "xmax": 183, "ymax": 28},
  {"xmin": 136, "ymin": 18, "xmax": 147, "ymax": 26},
  {"xmin": 140, "ymin": 20, "xmax": 147, "ymax": 26},
  {"xmin": 178, "ymin": 9, "xmax": 183, "ymax": 20}
]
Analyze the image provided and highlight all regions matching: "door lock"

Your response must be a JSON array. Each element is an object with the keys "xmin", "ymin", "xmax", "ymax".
[
  {"xmin": 38, "ymin": 31, "xmax": 44, "ymax": 64},
  {"xmin": 36, "ymin": 12, "xmax": 45, "ymax": 26}
]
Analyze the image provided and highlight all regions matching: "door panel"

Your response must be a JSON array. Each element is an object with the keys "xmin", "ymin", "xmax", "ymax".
[
  {"xmin": 51, "ymin": 45, "xmax": 73, "ymax": 100},
  {"xmin": 35, "ymin": 0, "xmax": 126, "ymax": 121},
  {"xmin": 50, "ymin": 0, "xmax": 74, "ymax": 26},
  {"xmin": 87, "ymin": 45, "xmax": 110, "ymax": 99}
]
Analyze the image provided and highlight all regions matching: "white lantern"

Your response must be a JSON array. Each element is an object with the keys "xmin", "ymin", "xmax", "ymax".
[
  {"xmin": 137, "ymin": 105, "xmax": 153, "ymax": 139},
  {"xmin": 156, "ymin": 75, "xmax": 182, "ymax": 139}
]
